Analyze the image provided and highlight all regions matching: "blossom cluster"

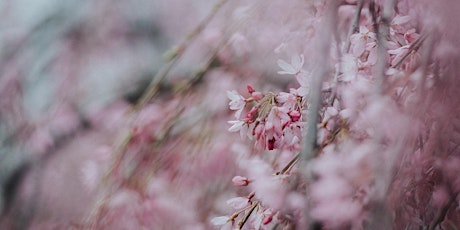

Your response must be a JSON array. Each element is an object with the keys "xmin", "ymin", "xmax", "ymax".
[
  {"xmin": 227, "ymin": 84, "xmax": 304, "ymax": 151},
  {"xmin": 2, "ymin": 0, "xmax": 460, "ymax": 229},
  {"xmin": 220, "ymin": 0, "xmax": 460, "ymax": 229}
]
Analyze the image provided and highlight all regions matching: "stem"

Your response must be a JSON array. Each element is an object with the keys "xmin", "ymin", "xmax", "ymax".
[
  {"xmin": 275, "ymin": 153, "xmax": 300, "ymax": 175},
  {"xmin": 237, "ymin": 201, "xmax": 259, "ymax": 229}
]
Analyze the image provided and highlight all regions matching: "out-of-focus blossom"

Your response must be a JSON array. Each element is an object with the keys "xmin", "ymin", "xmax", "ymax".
[{"xmin": 277, "ymin": 55, "xmax": 305, "ymax": 75}]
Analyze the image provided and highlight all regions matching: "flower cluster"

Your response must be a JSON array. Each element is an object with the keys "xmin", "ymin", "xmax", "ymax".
[
  {"xmin": 227, "ymin": 54, "xmax": 311, "ymax": 152},
  {"xmin": 227, "ymin": 85, "xmax": 304, "ymax": 151}
]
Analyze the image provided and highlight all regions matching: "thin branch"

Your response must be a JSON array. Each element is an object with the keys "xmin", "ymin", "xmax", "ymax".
[
  {"xmin": 344, "ymin": 0, "xmax": 364, "ymax": 53},
  {"xmin": 301, "ymin": 1, "xmax": 338, "ymax": 163},
  {"xmin": 275, "ymin": 153, "xmax": 300, "ymax": 175},
  {"xmin": 135, "ymin": 0, "xmax": 229, "ymax": 109},
  {"xmin": 392, "ymin": 33, "xmax": 428, "ymax": 69},
  {"xmin": 237, "ymin": 201, "xmax": 259, "ymax": 229}
]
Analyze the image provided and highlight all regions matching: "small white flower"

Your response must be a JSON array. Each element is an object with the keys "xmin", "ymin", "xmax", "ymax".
[
  {"xmin": 228, "ymin": 120, "xmax": 244, "ymax": 132},
  {"xmin": 277, "ymin": 54, "xmax": 305, "ymax": 75},
  {"xmin": 227, "ymin": 90, "xmax": 245, "ymax": 118}
]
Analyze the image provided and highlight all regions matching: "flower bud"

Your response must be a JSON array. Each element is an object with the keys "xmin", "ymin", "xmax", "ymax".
[
  {"xmin": 232, "ymin": 176, "xmax": 249, "ymax": 186},
  {"xmin": 247, "ymin": 84, "xmax": 255, "ymax": 94}
]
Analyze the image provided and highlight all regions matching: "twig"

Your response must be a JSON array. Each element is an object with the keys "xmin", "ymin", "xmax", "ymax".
[
  {"xmin": 344, "ymin": 0, "xmax": 364, "ymax": 53},
  {"xmin": 238, "ymin": 201, "xmax": 259, "ymax": 229},
  {"xmin": 392, "ymin": 34, "xmax": 428, "ymax": 69},
  {"xmin": 275, "ymin": 153, "xmax": 300, "ymax": 175}
]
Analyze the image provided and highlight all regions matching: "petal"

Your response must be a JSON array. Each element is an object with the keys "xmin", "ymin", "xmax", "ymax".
[
  {"xmin": 227, "ymin": 90, "xmax": 240, "ymax": 101},
  {"xmin": 352, "ymin": 41, "xmax": 365, "ymax": 57},
  {"xmin": 277, "ymin": 59, "xmax": 296, "ymax": 74},
  {"xmin": 228, "ymin": 120, "xmax": 244, "ymax": 132},
  {"xmin": 291, "ymin": 54, "xmax": 304, "ymax": 70},
  {"xmin": 392, "ymin": 15, "xmax": 411, "ymax": 25}
]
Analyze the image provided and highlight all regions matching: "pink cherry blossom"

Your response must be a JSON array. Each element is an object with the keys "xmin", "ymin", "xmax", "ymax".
[{"xmin": 349, "ymin": 26, "xmax": 376, "ymax": 58}]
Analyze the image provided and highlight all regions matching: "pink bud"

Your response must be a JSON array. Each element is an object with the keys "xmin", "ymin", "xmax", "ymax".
[
  {"xmin": 247, "ymin": 192, "xmax": 255, "ymax": 200},
  {"xmin": 232, "ymin": 176, "xmax": 249, "ymax": 186},
  {"xmin": 289, "ymin": 110, "xmax": 301, "ymax": 122},
  {"xmin": 263, "ymin": 216, "xmax": 273, "ymax": 225},
  {"xmin": 252, "ymin": 92, "xmax": 264, "ymax": 101},
  {"xmin": 247, "ymin": 84, "xmax": 255, "ymax": 94}
]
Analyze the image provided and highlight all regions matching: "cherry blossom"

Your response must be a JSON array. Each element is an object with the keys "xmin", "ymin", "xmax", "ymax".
[
  {"xmin": 349, "ymin": 26, "xmax": 376, "ymax": 58},
  {"xmin": 227, "ymin": 90, "xmax": 246, "ymax": 119},
  {"xmin": 277, "ymin": 54, "xmax": 305, "ymax": 75}
]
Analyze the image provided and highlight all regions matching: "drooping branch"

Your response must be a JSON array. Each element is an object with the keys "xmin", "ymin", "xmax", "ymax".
[
  {"xmin": 301, "ymin": 1, "xmax": 338, "ymax": 163},
  {"xmin": 344, "ymin": 0, "xmax": 364, "ymax": 53},
  {"xmin": 135, "ymin": 0, "xmax": 229, "ymax": 109}
]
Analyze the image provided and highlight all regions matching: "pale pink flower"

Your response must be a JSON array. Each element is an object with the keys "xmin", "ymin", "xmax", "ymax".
[
  {"xmin": 339, "ymin": 54, "xmax": 358, "ymax": 82},
  {"xmin": 388, "ymin": 45, "xmax": 410, "ymax": 66},
  {"xmin": 404, "ymin": 28, "xmax": 420, "ymax": 44},
  {"xmin": 276, "ymin": 92, "xmax": 297, "ymax": 110},
  {"xmin": 390, "ymin": 15, "xmax": 412, "ymax": 35},
  {"xmin": 350, "ymin": 26, "xmax": 376, "ymax": 58},
  {"xmin": 265, "ymin": 106, "xmax": 291, "ymax": 135},
  {"xmin": 295, "ymin": 71, "xmax": 310, "ymax": 97},
  {"xmin": 277, "ymin": 54, "xmax": 304, "ymax": 75},
  {"xmin": 282, "ymin": 125, "xmax": 301, "ymax": 148},
  {"xmin": 364, "ymin": 41, "xmax": 378, "ymax": 66},
  {"xmin": 227, "ymin": 90, "xmax": 245, "ymax": 118},
  {"xmin": 323, "ymin": 106, "xmax": 338, "ymax": 121}
]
